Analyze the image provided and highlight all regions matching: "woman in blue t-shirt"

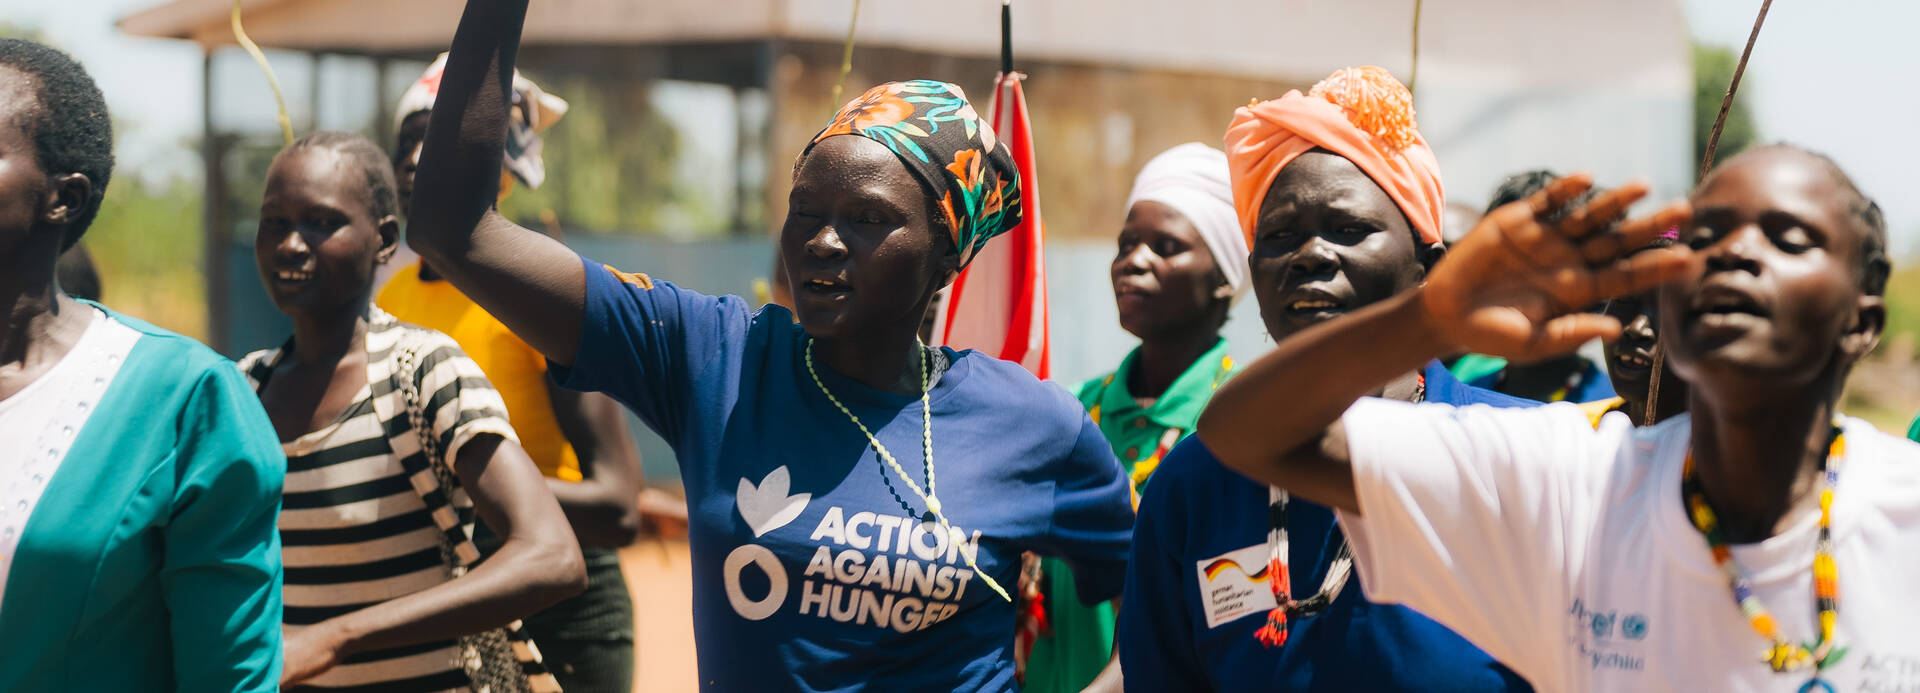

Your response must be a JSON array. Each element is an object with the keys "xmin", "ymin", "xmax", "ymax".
[
  {"xmin": 1117, "ymin": 67, "xmax": 1535, "ymax": 691},
  {"xmin": 405, "ymin": 3, "xmax": 1135, "ymax": 691}
]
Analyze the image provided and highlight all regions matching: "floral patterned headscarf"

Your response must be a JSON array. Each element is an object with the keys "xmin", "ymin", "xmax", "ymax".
[{"xmin": 805, "ymin": 80, "xmax": 1023, "ymax": 269}]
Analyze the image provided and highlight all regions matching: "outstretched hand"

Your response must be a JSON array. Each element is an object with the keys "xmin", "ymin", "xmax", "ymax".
[{"xmin": 1421, "ymin": 174, "xmax": 1692, "ymax": 363}]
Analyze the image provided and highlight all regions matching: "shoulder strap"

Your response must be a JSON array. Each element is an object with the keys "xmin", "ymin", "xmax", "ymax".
[
  {"xmin": 237, "ymin": 343, "xmax": 289, "ymax": 392},
  {"xmin": 375, "ymin": 320, "xmax": 562, "ymax": 693},
  {"xmin": 388, "ymin": 326, "xmax": 484, "ymax": 567}
]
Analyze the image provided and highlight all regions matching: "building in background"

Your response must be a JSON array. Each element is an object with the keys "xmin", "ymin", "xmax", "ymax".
[{"xmin": 120, "ymin": 0, "xmax": 1690, "ymax": 477}]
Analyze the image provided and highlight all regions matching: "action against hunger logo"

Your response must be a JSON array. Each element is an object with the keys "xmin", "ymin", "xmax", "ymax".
[
  {"xmin": 725, "ymin": 467, "xmax": 984, "ymax": 632},
  {"xmin": 736, "ymin": 466, "xmax": 810, "ymax": 537}
]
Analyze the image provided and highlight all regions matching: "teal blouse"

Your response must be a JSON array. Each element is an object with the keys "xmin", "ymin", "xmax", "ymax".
[{"xmin": 0, "ymin": 307, "xmax": 285, "ymax": 691}]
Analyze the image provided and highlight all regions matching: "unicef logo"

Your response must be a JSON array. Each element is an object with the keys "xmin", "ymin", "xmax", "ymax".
[
  {"xmin": 1589, "ymin": 612, "xmax": 1615, "ymax": 638},
  {"xmin": 1621, "ymin": 614, "xmax": 1648, "ymax": 640}
]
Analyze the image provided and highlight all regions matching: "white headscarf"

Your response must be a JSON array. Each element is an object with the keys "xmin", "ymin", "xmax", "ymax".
[
  {"xmin": 1125, "ymin": 143, "xmax": 1248, "ymax": 303},
  {"xmin": 394, "ymin": 53, "xmax": 569, "ymax": 191}
]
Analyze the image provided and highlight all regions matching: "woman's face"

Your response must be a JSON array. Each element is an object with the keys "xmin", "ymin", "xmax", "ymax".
[
  {"xmin": 255, "ymin": 146, "xmax": 397, "ymax": 318},
  {"xmin": 1599, "ymin": 281, "xmax": 1676, "ymax": 403},
  {"xmin": 1249, "ymin": 151, "xmax": 1430, "ymax": 343},
  {"xmin": 781, "ymin": 135, "xmax": 953, "ymax": 341},
  {"xmin": 1111, "ymin": 200, "xmax": 1227, "ymax": 341},
  {"xmin": 0, "ymin": 67, "xmax": 53, "ymax": 264},
  {"xmin": 392, "ymin": 111, "xmax": 430, "ymax": 218},
  {"xmin": 1661, "ymin": 147, "xmax": 1882, "ymax": 393}
]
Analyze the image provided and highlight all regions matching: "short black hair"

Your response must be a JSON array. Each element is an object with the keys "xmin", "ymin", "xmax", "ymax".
[
  {"xmin": 1487, "ymin": 170, "xmax": 1559, "ymax": 213},
  {"xmin": 1753, "ymin": 144, "xmax": 1889, "ymax": 297},
  {"xmin": 0, "ymin": 39, "xmax": 113, "ymax": 250},
  {"xmin": 1487, "ymin": 169, "xmax": 1603, "ymax": 223},
  {"xmin": 278, "ymin": 131, "xmax": 399, "ymax": 222}
]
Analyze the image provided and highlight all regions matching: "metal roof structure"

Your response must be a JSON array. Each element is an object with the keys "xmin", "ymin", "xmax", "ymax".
[
  {"xmin": 122, "ymin": 0, "xmax": 1688, "ymax": 85},
  {"xmin": 121, "ymin": 0, "xmax": 1696, "ymax": 358}
]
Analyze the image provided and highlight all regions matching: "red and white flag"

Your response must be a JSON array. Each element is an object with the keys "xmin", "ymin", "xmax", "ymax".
[{"xmin": 933, "ymin": 72, "xmax": 1050, "ymax": 379}]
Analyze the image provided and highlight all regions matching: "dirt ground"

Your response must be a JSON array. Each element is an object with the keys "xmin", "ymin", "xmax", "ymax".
[{"xmin": 620, "ymin": 537, "xmax": 700, "ymax": 691}]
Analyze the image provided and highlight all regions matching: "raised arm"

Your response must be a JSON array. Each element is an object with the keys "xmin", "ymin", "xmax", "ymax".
[
  {"xmin": 1197, "ymin": 176, "xmax": 1692, "ymax": 511},
  {"xmin": 407, "ymin": 0, "xmax": 588, "ymax": 364}
]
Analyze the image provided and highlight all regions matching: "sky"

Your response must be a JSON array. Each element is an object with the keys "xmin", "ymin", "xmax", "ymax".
[
  {"xmin": 4, "ymin": 0, "xmax": 1918, "ymax": 252},
  {"xmin": 1680, "ymin": 0, "xmax": 1920, "ymax": 254}
]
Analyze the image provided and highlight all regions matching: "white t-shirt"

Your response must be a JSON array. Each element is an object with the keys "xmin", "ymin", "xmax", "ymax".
[{"xmin": 1338, "ymin": 399, "xmax": 1920, "ymax": 693}]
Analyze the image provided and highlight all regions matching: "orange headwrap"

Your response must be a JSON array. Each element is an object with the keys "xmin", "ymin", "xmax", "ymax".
[{"xmin": 1225, "ymin": 66, "xmax": 1444, "ymax": 247}]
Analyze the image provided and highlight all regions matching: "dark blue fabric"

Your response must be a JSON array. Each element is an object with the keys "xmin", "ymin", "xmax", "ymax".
[
  {"xmin": 1466, "ymin": 358, "xmax": 1616, "ymax": 403},
  {"xmin": 552, "ymin": 256, "xmax": 1133, "ymax": 692},
  {"xmin": 1118, "ymin": 361, "xmax": 1536, "ymax": 692}
]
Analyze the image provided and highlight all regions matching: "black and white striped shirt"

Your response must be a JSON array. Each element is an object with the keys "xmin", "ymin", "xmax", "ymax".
[{"xmin": 241, "ymin": 309, "xmax": 516, "ymax": 693}]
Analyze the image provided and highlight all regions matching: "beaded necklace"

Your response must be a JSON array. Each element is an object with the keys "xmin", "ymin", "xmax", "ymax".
[
  {"xmin": 1255, "ymin": 373, "xmax": 1423, "ymax": 648},
  {"xmin": 1086, "ymin": 353, "xmax": 1235, "ymax": 504},
  {"xmin": 804, "ymin": 338, "xmax": 1011, "ymax": 602},
  {"xmin": 1681, "ymin": 420, "xmax": 1845, "ymax": 674},
  {"xmin": 1546, "ymin": 366, "xmax": 1585, "ymax": 403}
]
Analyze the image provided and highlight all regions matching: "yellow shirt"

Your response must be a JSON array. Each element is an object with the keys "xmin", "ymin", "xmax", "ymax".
[{"xmin": 376, "ymin": 263, "xmax": 582, "ymax": 481}]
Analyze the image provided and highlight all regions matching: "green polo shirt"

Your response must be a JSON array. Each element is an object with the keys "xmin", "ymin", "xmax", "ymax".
[{"xmin": 1022, "ymin": 338, "xmax": 1235, "ymax": 693}]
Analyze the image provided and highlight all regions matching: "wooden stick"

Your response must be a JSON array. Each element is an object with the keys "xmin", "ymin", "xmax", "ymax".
[
  {"xmin": 828, "ymin": 0, "xmax": 862, "ymax": 113},
  {"xmin": 1698, "ymin": 0, "xmax": 1774, "ymax": 181},
  {"xmin": 1408, "ymin": 0, "xmax": 1424, "ymax": 96},
  {"xmin": 230, "ymin": 0, "xmax": 293, "ymax": 146},
  {"xmin": 1645, "ymin": 346, "xmax": 1665, "ymax": 425},
  {"xmin": 1656, "ymin": 0, "xmax": 1776, "ymax": 425},
  {"xmin": 1001, "ymin": 0, "xmax": 1014, "ymax": 76}
]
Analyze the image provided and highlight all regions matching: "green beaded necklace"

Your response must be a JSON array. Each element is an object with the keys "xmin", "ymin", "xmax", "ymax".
[{"xmin": 804, "ymin": 338, "xmax": 1011, "ymax": 602}]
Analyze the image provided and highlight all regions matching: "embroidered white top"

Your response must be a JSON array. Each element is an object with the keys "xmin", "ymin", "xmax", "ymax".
[{"xmin": 0, "ymin": 309, "xmax": 138, "ymax": 611}]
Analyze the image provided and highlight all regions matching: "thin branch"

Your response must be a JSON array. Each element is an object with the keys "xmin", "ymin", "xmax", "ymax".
[
  {"xmin": 231, "ymin": 0, "xmax": 293, "ymax": 146},
  {"xmin": 828, "ymin": 0, "xmax": 863, "ymax": 113},
  {"xmin": 1698, "ymin": 0, "xmax": 1774, "ymax": 181},
  {"xmin": 1409, "ymin": 0, "xmax": 1424, "ymax": 95}
]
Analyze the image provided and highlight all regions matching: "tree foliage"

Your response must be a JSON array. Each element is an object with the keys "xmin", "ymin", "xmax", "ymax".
[
  {"xmin": 497, "ymin": 76, "xmax": 712, "ymax": 235},
  {"xmin": 1693, "ymin": 42, "xmax": 1759, "ymax": 178}
]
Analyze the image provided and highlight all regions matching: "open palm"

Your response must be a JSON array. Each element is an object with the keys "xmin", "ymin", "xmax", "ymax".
[{"xmin": 1422, "ymin": 175, "xmax": 1693, "ymax": 363}]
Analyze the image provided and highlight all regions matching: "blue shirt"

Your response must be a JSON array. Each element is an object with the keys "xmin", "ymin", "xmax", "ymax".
[
  {"xmin": 553, "ymin": 258, "xmax": 1134, "ymax": 692},
  {"xmin": 1465, "ymin": 358, "xmax": 1615, "ymax": 403},
  {"xmin": 1118, "ymin": 361, "xmax": 1536, "ymax": 692}
]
